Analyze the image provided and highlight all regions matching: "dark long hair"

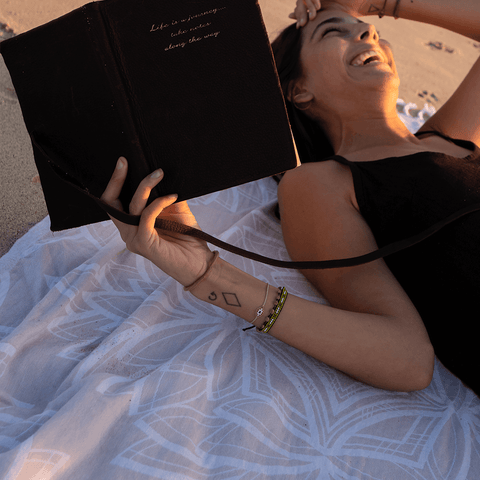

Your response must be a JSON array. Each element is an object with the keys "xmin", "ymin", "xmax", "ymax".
[{"xmin": 271, "ymin": 23, "xmax": 334, "ymax": 163}]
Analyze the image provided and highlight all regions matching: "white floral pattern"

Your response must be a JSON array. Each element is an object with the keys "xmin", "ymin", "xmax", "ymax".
[{"xmin": 0, "ymin": 103, "xmax": 479, "ymax": 479}]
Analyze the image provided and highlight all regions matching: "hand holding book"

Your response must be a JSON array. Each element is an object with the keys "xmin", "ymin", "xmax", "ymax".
[
  {"xmin": 101, "ymin": 157, "xmax": 216, "ymax": 288},
  {"xmin": 100, "ymin": 157, "xmax": 285, "ymax": 338}
]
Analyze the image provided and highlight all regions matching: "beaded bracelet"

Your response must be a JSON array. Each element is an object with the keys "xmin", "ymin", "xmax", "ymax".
[{"xmin": 257, "ymin": 287, "xmax": 288, "ymax": 333}]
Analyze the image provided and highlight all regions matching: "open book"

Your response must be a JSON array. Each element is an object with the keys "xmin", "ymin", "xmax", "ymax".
[{"xmin": 1, "ymin": 0, "xmax": 297, "ymax": 231}]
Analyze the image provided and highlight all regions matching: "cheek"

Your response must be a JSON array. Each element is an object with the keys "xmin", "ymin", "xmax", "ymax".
[
  {"xmin": 305, "ymin": 64, "xmax": 350, "ymax": 105},
  {"xmin": 301, "ymin": 47, "xmax": 350, "ymax": 96},
  {"xmin": 303, "ymin": 54, "xmax": 345, "ymax": 85}
]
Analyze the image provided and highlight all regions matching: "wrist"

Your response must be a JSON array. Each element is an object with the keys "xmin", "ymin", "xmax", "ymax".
[
  {"xmin": 186, "ymin": 257, "xmax": 288, "ymax": 334},
  {"xmin": 185, "ymin": 258, "xmax": 266, "ymax": 319},
  {"xmin": 185, "ymin": 257, "xmax": 252, "ymax": 309},
  {"xmin": 183, "ymin": 250, "xmax": 220, "ymax": 292}
]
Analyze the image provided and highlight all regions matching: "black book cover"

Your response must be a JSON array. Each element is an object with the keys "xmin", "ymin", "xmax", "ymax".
[{"xmin": 1, "ymin": 0, "xmax": 297, "ymax": 231}]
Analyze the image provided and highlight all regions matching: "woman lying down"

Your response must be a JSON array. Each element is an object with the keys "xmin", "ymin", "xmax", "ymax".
[{"xmin": 101, "ymin": 0, "xmax": 480, "ymax": 394}]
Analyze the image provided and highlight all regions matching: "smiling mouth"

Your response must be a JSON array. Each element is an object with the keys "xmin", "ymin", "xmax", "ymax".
[{"xmin": 350, "ymin": 50, "xmax": 387, "ymax": 67}]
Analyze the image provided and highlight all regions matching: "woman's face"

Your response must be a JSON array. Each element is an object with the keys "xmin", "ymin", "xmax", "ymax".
[{"xmin": 295, "ymin": 9, "xmax": 399, "ymax": 119}]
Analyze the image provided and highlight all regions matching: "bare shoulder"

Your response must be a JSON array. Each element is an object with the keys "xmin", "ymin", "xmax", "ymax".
[
  {"xmin": 280, "ymin": 159, "xmax": 349, "ymax": 184},
  {"xmin": 278, "ymin": 160, "xmax": 356, "ymax": 212},
  {"xmin": 279, "ymin": 160, "xmax": 351, "ymax": 195},
  {"xmin": 278, "ymin": 160, "xmax": 363, "ymax": 266}
]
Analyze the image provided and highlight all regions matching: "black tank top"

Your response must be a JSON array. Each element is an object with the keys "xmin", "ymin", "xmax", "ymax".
[{"xmin": 329, "ymin": 132, "xmax": 480, "ymax": 394}]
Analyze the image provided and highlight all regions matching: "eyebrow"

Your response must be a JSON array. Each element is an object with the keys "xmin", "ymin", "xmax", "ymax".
[{"xmin": 310, "ymin": 17, "xmax": 365, "ymax": 41}]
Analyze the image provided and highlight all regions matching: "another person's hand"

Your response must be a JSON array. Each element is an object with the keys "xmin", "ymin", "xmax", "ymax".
[
  {"xmin": 101, "ymin": 157, "xmax": 216, "ymax": 287},
  {"xmin": 289, "ymin": 0, "xmax": 372, "ymax": 28}
]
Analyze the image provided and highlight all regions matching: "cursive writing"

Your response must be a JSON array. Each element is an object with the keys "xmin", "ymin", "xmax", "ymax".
[
  {"xmin": 150, "ymin": 6, "xmax": 226, "ymax": 53},
  {"xmin": 151, "ymin": 7, "xmax": 226, "ymax": 34},
  {"xmin": 164, "ymin": 31, "xmax": 220, "ymax": 51}
]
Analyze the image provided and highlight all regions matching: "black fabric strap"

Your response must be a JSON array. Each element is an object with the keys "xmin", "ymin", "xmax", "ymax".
[
  {"xmin": 94, "ymin": 194, "xmax": 480, "ymax": 269},
  {"xmin": 32, "ymin": 137, "xmax": 480, "ymax": 270}
]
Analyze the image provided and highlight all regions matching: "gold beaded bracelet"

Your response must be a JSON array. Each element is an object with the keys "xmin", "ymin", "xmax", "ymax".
[{"xmin": 257, "ymin": 287, "xmax": 288, "ymax": 333}]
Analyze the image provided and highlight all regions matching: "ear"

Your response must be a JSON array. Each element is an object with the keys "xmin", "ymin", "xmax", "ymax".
[
  {"xmin": 293, "ymin": 91, "xmax": 314, "ymax": 104},
  {"xmin": 292, "ymin": 91, "xmax": 314, "ymax": 111},
  {"xmin": 287, "ymin": 82, "xmax": 314, "ymax": 111}
]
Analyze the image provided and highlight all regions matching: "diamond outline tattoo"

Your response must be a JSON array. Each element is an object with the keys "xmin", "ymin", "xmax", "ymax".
[{"xmin": 222, "ymin": 293, "xmax": 241, "ymax": 307}]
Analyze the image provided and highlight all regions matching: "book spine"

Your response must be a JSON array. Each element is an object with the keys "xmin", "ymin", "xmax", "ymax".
[{"xmin": 84, "ymin": 1, "xmax": 151, "ymax": 198}]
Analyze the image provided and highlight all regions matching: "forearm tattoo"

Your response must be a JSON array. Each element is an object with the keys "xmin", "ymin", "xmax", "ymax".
[
  {"xmin": 208, "ymin": 291, "xmax": 242, "ymax": 307},
  {"xmin": 367, "ymin": 3, "xmax": 383, "ymax": 15}
]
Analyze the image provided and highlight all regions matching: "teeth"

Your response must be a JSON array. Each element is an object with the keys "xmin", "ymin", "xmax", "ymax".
[{"xmin": 351, "ymin": 50, "xmax": 384, "ymax": 67}]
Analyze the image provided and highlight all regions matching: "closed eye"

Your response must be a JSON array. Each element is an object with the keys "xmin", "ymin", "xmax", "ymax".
[
  {"xmin": 310, "ymin": 17, "xmax": 366, "ymax": 42},
  {"xmin": 322, "ymin": 27, "xmax": 343, "ymax": 37},
  {"xmin": 321, "ymin": 26, "xmax": 381, "ymax": 39}
]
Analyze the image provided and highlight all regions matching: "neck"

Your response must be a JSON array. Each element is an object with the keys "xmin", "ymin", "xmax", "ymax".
[{"xmin": 321, "ymin": 102, "xmax": 420, "ymax": 157}]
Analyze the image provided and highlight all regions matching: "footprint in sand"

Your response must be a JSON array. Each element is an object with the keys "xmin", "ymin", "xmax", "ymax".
[
  {"xmin": 426, "ymin": 41, "xmax": 455, "ymax": 54},
  {"xmin": 0, "ymin": 22, "xmax": 15, "ymax": 37},
  {"xmin": 417, "ymin": 90, "xmax": 439, "ymax": 104}
]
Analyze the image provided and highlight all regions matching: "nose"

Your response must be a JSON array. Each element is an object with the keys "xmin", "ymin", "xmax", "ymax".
[{"xmin": 356, "ymin": 23, "xmax": 379, "ymax": 42}]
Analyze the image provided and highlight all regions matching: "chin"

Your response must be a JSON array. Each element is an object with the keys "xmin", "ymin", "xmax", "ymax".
[{"xmin": 363, "ymin": 68, "xmax": 400, "ymax": 96}]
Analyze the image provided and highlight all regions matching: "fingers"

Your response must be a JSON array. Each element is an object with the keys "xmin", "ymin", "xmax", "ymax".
[
  {"xmin": 305, "ymin": 0, "xmax": 321, "ymax": 13},
  {"xmin": 101, "ymin": 157, "xmax": 175, "ymax": 219},
  {"xmin": 128, "ymin": 167, "xmax": 165, "ymax": 216},
  {"xmin": 100, "ymin": 158, "xmax": 182, "ymax": 258},
  {"xmin": 101, "ymin": 157, "xmax": 128, "ymax": 209},
  {"xmin": 139, "ymin": 193, "xmax": 179, "ymax": 234},
  {"xmin": 290, "ymin": 0, "xmax": 321, "ymax": 28}
]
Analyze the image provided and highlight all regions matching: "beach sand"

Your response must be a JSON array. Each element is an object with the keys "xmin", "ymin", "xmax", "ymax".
[{"xmin": 0, "ymin": 0, "xmax": 478, "ymax": 258}]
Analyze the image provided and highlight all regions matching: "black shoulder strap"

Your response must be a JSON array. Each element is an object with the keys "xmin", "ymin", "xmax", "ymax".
[{"xmin": 33, "ymin": 137, "xmax": 480, "ymax": 270}]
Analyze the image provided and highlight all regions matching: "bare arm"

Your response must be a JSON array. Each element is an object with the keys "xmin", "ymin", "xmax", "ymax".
[
  {"xmin": 274, "ymin": 162, "xmax": 434, "ymax": 391},
  {"xmin": 293, "ymin": 0, "xmax": 480, "ymax": 40},
  {"xmin": 379, "ymin": 0, "xmax": 480, "ymax": 144},
  {"xmin": 375, "ymin": 0, "xmax": 480, "ymax": 42},
  {"xmin": 194, "ymin": 254, "xmax": 434, "ymax": 391}
]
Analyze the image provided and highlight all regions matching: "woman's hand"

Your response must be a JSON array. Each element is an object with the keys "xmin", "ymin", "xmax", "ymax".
[
  {"xmin": 289, "ymin": 0, "xmax": 373, "ymax": 28},
  {"xmin": 101, "ymin": 157, "xmax": 216, "ymax": 287}
]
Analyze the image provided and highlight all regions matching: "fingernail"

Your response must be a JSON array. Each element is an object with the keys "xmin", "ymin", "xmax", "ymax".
[
  {"xmin": 164, "ymin": 193, "xmax": 178, "ymax": 204},
  {"xmin": 117, "ymin": 158, "xmax": 125, "ymax": 169},
  {"xmin": 151, "ymin": 168, "xmax": 163, "ymax": 179}
]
